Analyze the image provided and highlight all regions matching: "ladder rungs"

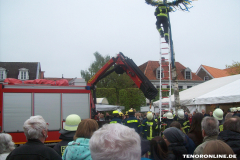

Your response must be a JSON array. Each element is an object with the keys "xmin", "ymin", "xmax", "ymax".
[
  {"xmin": 161, "ymin": 47, "xmax": 169, "ymax": 49},
  {"xmin": 161, "ymin": 84, "xmax": 169, "ymax": 85},
  {"xmin": 161, "ymin": 65, "xmax": 168, "ymax": 67},
  {"xmin": 162, "ymin": 77, "xmax": 169, "ymax": 79},
  {"xmin": 161, "ymin": 59, "xmax": 169, "ymax": 61},
  {"xmin": 161, "ymin": 42, "xmax": 168, "ymax": 43},
  {"xmin": 162, "ymin": 103, "xmax": 169, "ymax": 105},
  {"xmin": 161, "ymin": 53, "xmax": 168, "ymax": 55},
  {"xmin": 162, "ymin": 97, "xmax": 168, "ymax": 98},
  {"xmin": 162, "ymin": 90, "xmax": 170, "ymax": 92}
]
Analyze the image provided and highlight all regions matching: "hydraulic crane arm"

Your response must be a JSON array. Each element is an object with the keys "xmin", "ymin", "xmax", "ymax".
[{"xmin": 87, "ymin": 52, "xmax": 158, "ymax": 101}]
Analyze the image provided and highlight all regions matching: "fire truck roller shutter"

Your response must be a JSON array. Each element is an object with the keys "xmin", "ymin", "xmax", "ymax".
[
  {"xmin": 3, "ymin": 93, "xmax": 32, "ymax": 132},
  {"xmin": 34, "ymin": 93, "xmax": 61, "ymax": 131},
  {"xmin": 62, "ymin": 93, "xmax": 90, "ymax": 122}
]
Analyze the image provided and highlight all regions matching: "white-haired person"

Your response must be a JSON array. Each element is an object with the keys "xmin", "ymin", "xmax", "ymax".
[
  {"xmin": 6, "ymin": 115, "xmax": 62, "ymax": 160},
  {"xmin": 0, "ymin": 133, "xmax": 15, "ymax": 160},
  {"xmin": 89, "ymin": 123, "xmax": 150, "ymax": 160}
]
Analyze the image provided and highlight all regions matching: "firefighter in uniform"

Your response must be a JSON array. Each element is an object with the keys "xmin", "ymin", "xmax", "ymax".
[
  {"xmin": 213, "ymin": 108, "xmax": 224, "ymax": 132},
  {"xmin": 53, "ymin": 114, "xmax": 81, "ymax": 156},
  {"xmin": 110, "ymin": 110, "xmax": 122, "ymax": 124},
  {"xmin": 174, "ymin": 109, "xmax": 190, "ymax": 134},
  {"xmin": 164, "ymin": 112, "xmax": 174, "ymax": 129},
  {"xmin": 141, "ymin": 112, "xmax": 158, "ymax": 140},
  {"xmin": 124, "ymin": 109, "xmax": 141, "ymax": 134},
  {"xmin": 155, "ymin": 3, "xmax": 172, "ymax": 43}
]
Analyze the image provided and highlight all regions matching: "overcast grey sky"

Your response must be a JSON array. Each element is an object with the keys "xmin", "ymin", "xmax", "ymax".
[{"xmin": 1, "ymin": 0, "xmax": 240, "ymax": 78}]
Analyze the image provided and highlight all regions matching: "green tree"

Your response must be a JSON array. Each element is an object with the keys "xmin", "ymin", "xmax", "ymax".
[{"xmin": 226, "ymin": 61, "xmax": 240, "ymax": 75}]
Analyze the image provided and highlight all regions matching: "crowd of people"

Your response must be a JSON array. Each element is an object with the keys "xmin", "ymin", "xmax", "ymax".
[{"xmin": 0, "ymin": 107, "xmax": 240, "ymax": 160}]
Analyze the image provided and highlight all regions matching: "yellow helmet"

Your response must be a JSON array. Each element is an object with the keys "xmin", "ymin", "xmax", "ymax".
[
  {"xmin": 119, "ymin": 112, "xmax": 123, "ymax": 116},
  {"xmin": 113, "ymin": 110, "xmax": 119, "ymax": 114}
]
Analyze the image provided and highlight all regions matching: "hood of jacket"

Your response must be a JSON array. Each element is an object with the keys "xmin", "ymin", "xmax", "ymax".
[{"xmin": 65, "ymin": 138, "xmax": 91, "ymax": 160}]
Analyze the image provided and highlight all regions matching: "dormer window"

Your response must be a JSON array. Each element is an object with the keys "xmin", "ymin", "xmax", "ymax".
[
  {"xmin": 204, "ymin": 76, "xmax": 209, "ymax": 81},
  {"xmin": 185, "ymin": 68, "xmax": 192, "ymax": 80},
  {"xmin": 156, "ymin": 67, "xmax": 164, "ymax": 79},
  {"xmin": 0, "ymin": 67, "xmax": 7, "ymax": 80},
  {"xmin": 18, "ymin": 68, "xmax": 29, "ymax": 80}
]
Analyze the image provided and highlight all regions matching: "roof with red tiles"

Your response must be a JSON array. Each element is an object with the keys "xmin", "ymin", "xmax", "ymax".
[
  {"xmin": 138, "ymin": 61, "xmax": 203, "ymax": 81},
  {"xmin": 201, "ymin": 65, "xmax": 229, "ymax": 78}
]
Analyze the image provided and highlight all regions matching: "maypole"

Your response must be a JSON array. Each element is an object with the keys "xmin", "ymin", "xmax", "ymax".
[{"xmin": 145, "ymin": 0, "xmax": 195, "ymax": 125}]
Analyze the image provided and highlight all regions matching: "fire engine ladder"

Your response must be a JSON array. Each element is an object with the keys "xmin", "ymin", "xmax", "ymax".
[{"xmin": 159, "ymin": 31, "xmax": 172, "ymax": 123}]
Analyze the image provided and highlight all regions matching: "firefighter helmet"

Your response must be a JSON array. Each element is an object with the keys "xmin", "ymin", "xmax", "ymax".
[
  {"xmin": 64, "ymin": 114, "xmax": 81, "ymax": 131},
  {"xmin": 237, "ymin": 107, "xmax": 240, "ymax": 112},
  {"xmin": 166, "ymin": 112, "xmax": 173, "ymax": 119},
  {"xmin": 147, "ymin": 112, "xmax": 153, "ymax": 120},
  {"xmin": 177, "ymin": 109, "xmax": 184, "ymax": 119},
  {"xmin": 213, "ymin": 108, "xmax": 223, "ymax": 120},
  {"xmin": 113, "ymin": 110, "xmax": 119, "ymax": 114}
]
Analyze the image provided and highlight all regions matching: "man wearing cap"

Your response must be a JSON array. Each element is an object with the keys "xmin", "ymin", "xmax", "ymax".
[
  {"xmin": 53, "ymin": 114, "xmax": 81, "ymax": 156},
  {"xmin": 110, "ymin": 110, "xmax": 122, "ymax": 124},
  {"xmin": 213, "ymin": 108, "xmax": 224, "ymax": 132},
  {"xmin": 124, "ymin": 109, "xmax": 141, "ymax": 134}
]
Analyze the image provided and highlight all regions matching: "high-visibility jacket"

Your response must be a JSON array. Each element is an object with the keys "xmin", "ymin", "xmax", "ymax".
[
  {"xmin": 110, "ymin": 117, "xmax": 122, "ymax": 124},
  {"xmin": 175, "ymin": 117, "xmax": 190, "ymax": 134},
  {"xmin": 141, "ymin": 119, "xmax": 158, "ymax": 140},
  {"xmin": 124, "ymin": 115, "xmax": 141, "ymax": 134},
  {"xmin": 155, "ymin": 5, "xmax": 170, "ymax": 18}
]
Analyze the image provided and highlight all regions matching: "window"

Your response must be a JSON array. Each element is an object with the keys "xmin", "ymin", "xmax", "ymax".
[
  {"xmin": 186, "ymin": 71, "xmax": 191, "ymax": 79},
  {"xmin": 204, "ymin": 76, "xmax": 209, "ymax": 81},
  {"xmin": 187, "ymin": 86, "xmax": 192, "ymax": 88},
  {"xmin": 156, "ymin": 67, "xmax": 164, "ymax": 79},
  {"xmin": 0, "ymin": 67, "xmax": 7, "ymax": 80},
  {"xmin": 167, "ymin": 86, "xmax": 170, "ymax": 89},
  {"xmin": 185, "ymin": 68, "xmax": 192, "ymax": 80},
  {"xmin": 156, "ymin": 86, "xmax": 160, "ymax": 89},
  {"xmin": 178, "ymin": 86, "xmax": 183, "ymax": 90},
  {"xmin": 18, "ymin": 68, "xmax": 29, "ymax": 80}
]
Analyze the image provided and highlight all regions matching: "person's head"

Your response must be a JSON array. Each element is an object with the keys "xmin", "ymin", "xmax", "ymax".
[
  {"xmin": 74, "ymin": 119, "xmax": 99, "ymax": 140},
  {"xmin": 112, "ymin": 110, "xmax": 119, "ymax": 117},
  {"xmin": 202, "ymin": 109, "xmax": 205, "ymax": 115},
  {"xmin": 170, "ymin": 121, "xmax": 182, "ymax": 130},
  {"xmin": 147, "ymin": 112, "xmax": 153, "ymax": 121},
  {"xmin": 150, "ymin": 136, "xmax": 168, "ymax": 160},
  {"xmin": 128, "ymin": 109, "xmax": 135, "ymax": 116},
  {"xmin": 225, "ymin": 112, "xmax": 233, "ymax": 121},
  {"xmin": 23, "ymin": 115, "xmax": 49, "ymax": 143},
  {"xmin": 177, "ymin": 109, "xmax": 184, "ymax": 119},
  {"xmin": 89, "ymin": 123, "xmax": 141, "ymax": 160},
  {"xmin": 201, "ymin": 117, "xmax": 219, "ymax": 137},
  {"xmin": 189, "ymin": 113, "xmax": 204, "ymax": 133},
  {"xmin": 209, "ymin": 111, "xmax": 213, "ymax": 116},
  {"xmin": 64, "ymin": 114, "xmax": 81, "ymax": 131},
  {"xmin": 213, "ymin": 108, "xmax": 223, "ymax": 120},
  {"xmin": 189, "ymin": 113, "xmax": 192, "ymax": 118},
  {"xmin": 203, "ymin": 140, "xmax": 237, "ymax": 160},
  {"xmin": 193, "ymin": 111, "xmax": 196, "ymax": 115},
  {"xmin": 166, "ymin": 112, "xmax": 173, "ymax": 120},
  {"xmin": 106, "ymin": 112, "xmax": 109, "ymax": 116},
  {"xmin": 0, "ymin": 133, "xmax": 15, "ymax": 154},
  {"xmin": 163, "ymin": 127, "xmax": 185, "ymax": 147},
  {"xmin": 223, "ymin": 117, "xmax": 240, "ymax": 133}
]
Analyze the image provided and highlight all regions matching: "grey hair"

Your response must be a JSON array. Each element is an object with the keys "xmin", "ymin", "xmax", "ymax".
[
  {"xmin": 23, "ymin": 115, "xmax": 47, "ymax": 140},
  {"xmin": 201, "ymin": 117, "xmax": 219, "ymax": 137},
  {"xmin": 89, "ymin": 123, "xmax": 141, "ymax": 160},
  {"xmin": 0, "ymin": 133, "xmax": 15, "ymax": 154}
]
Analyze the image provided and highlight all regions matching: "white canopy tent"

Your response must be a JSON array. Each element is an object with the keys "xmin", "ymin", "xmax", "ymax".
[
  {"xmin": 95, "ymin": 98, "xmax": 125, "ymax": 111},
  {"xmin": 153, "ymin": 74, "xmax": 240, "ymax": 112}
]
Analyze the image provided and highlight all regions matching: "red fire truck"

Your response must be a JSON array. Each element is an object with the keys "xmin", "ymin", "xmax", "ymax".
[{"xmin": 0, "ymin": 52, "xmax": 157, "ymax": 145}]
